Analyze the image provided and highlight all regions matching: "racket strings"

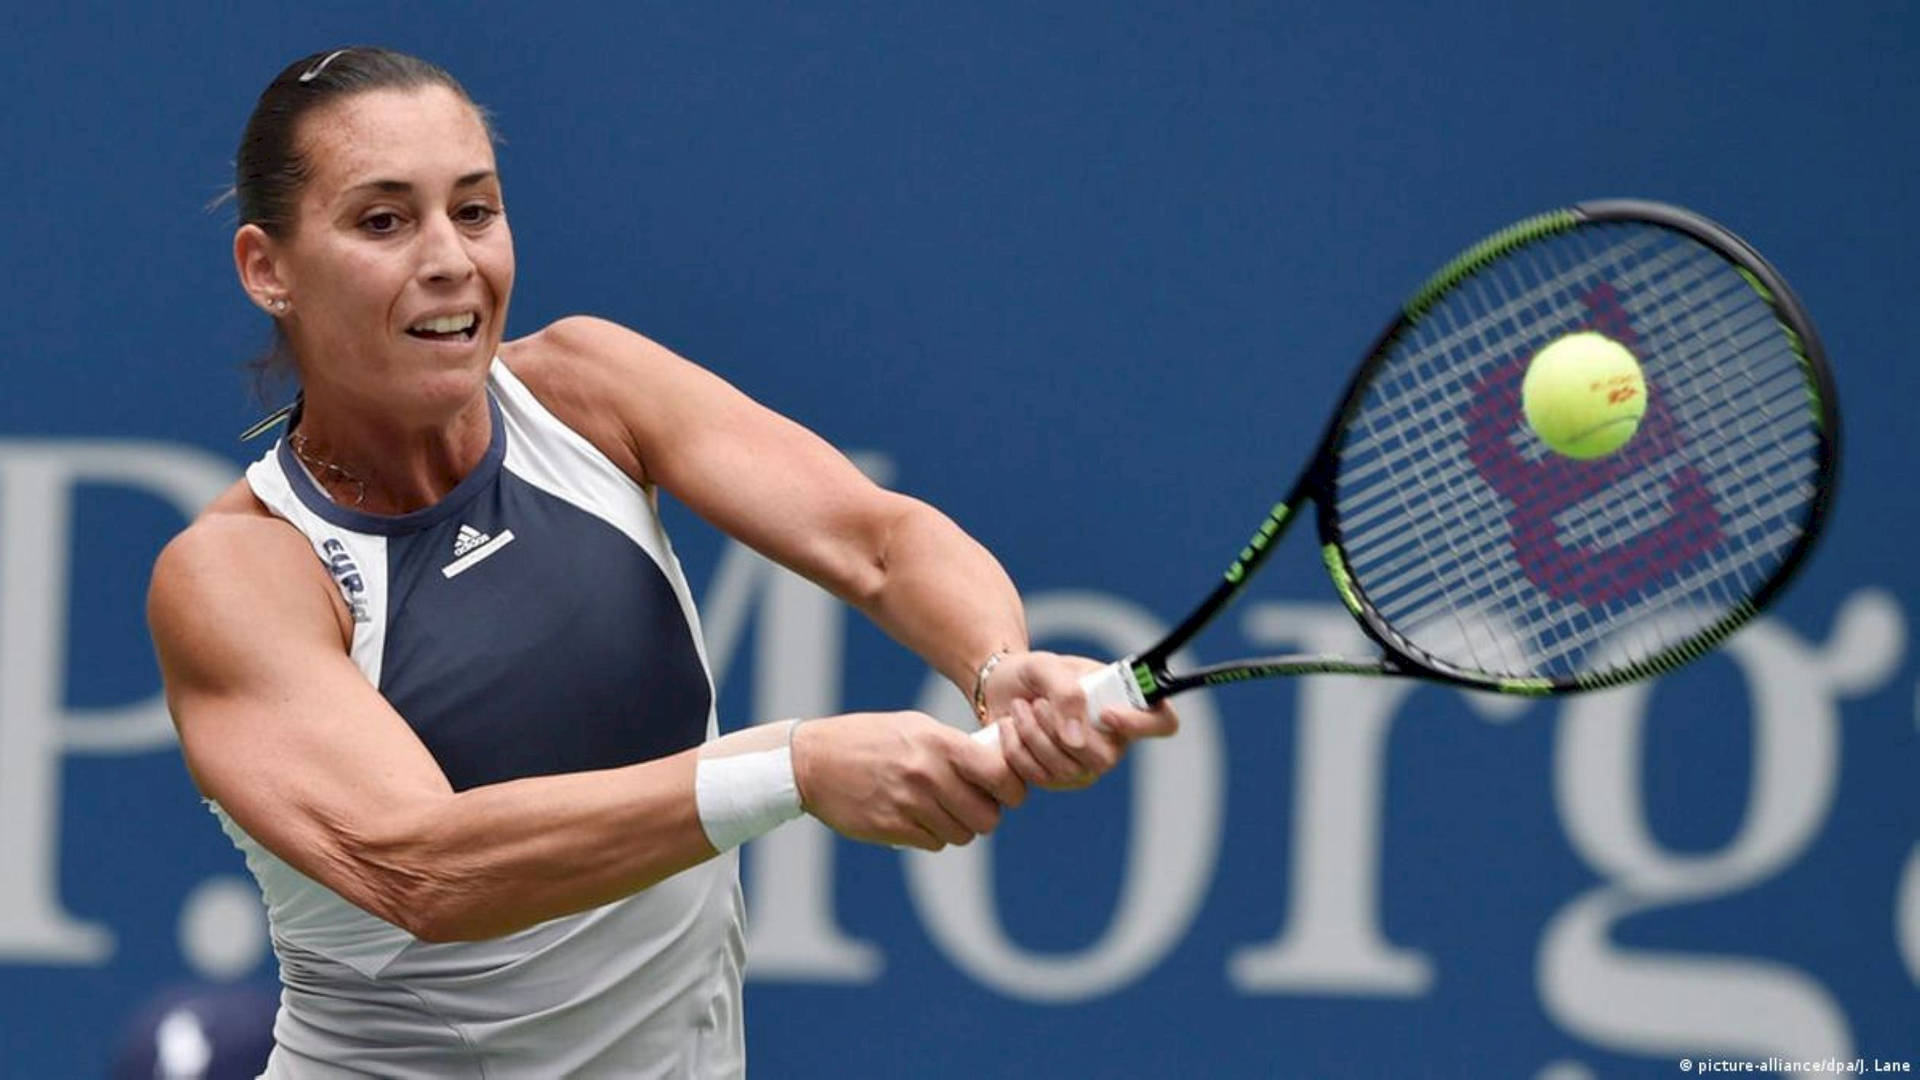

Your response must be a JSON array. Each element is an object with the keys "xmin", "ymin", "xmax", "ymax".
[
  {"xmin": 1581, "ymin": 228, "xmax": 1811, "ymax": 649},
  {"xmin": 1338, "ymin": 237, "xmax": 1725, "ymax": 484},
  {"xmin": 1344, "ymin": 230, "xmax": 1678, "ymax": 673},
  {"xmin": 1347, "ymin": 363, "xmax": 1498, "ymax": 671},
  {"xmin": 1444, "ymin": 234, "xmax": 1795, "ymax": 670},
  {"xmin": 1342, "ymin": 275, "xmax": 1812, "ymax": 579},
  {"xmin": 1644, "ymin": 236, "xmax": 1794, "ymax": 636},
  {"xmin": 1329, "ymin": 222, "xmax": 1822, "ymax": 682},
  {"xmin": 1335, "ymin": 237, "xmax": 1713, "ymax": 525},
  {"xmin": 1446, "ymin": 233, "xmax": 1756, "ymax": 662},
  {"xmin": 1454, "ymin": 237, "xmax": 1800, "ymax": 669}
]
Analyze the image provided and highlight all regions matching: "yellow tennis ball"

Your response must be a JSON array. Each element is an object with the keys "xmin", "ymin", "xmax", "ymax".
[{"xmin": 1521, "ymin": 331, "xmax": 1647, "ymax": 460}]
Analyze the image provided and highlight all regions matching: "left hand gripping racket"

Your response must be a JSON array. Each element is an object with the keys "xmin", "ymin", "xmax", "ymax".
[{"xmin": 977, "ymin": 199, "xmax": 1838, "ymax": 743}]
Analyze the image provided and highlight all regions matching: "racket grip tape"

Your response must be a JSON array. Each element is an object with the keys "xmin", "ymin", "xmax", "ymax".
[{"xmin": 968, "ymin": 659, "xmax": 1145, "ymax": 747}]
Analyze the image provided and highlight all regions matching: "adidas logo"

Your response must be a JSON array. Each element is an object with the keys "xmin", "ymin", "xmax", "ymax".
[
  {"xmin": 454, "ymin": 524, "xmax": 491, "ymax": 558},
  {"xmin": 442, "ymin": 523, "xmax": 516, "ymax": 579}
]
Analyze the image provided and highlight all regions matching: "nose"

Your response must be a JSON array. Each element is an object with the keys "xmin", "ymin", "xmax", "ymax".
[{"xmin": 415, "ymin": 212, "xmax": 476, "ymax": 285}]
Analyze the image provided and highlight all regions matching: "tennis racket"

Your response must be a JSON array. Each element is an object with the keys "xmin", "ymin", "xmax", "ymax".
[{"xmin": 977, "ymin": 198, "xmax": 1838, "ymax": 742}]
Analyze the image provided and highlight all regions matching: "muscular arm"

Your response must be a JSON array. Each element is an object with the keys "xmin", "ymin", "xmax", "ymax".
[
  {"xmin": 508, "ymin": 317, "xmax": 1176, "ymax": 789},
  {"xmin": 150, "ymin": 504, "xmax": 718, "ymax": 942},
  {"xmin": 509, "ymin": 316, "xmax": 1028, "ymax": 696},
  {"xmin": 152, "ymin": 493, "xmax": 1017, "ymax": 942}
]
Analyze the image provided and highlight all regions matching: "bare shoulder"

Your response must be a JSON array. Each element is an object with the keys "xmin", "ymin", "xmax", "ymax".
[
  {"xmin": 499, "ymin": 314, "xmax": 697, "ymax": 395},
  {"xmin": 502, "ymin": 313, "xmax": 666, "ymax": 364},
  {"xmin": 148, "ymin": 480, "xmax": 352, "ymax": 672},
  {"xmin": 154, "ymin": 479, "xmax": 304, "ymax": 582},
  {"xmin": 499, "ymin": 317, "xmax": 910, "ymax": 596},
  {"xmin": 498, "ymin": 315, "xmax": 713, "ymax": 486}
]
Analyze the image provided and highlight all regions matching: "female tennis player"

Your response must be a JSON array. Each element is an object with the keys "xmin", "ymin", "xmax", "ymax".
[{"xmin": 147, "ymin": 46, "xmax": 1175, "ymax": 1076}]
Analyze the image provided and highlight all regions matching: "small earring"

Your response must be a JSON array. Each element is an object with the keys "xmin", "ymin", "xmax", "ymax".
[{"xmin": 271, "ymin": 298, "xmax": 288, "ymax": 313}]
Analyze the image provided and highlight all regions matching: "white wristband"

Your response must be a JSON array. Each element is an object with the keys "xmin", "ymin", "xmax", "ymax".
[{"xmin": 695, "ymin": 719, "xmax": 803, "ymax": 852}]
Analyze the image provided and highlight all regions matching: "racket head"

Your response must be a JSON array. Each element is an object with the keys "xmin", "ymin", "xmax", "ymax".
[{"xmin": 1309, "ymin": 200, "xmax": 1838, "ymax": 694}]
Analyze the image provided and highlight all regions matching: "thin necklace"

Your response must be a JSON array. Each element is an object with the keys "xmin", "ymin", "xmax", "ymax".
[{"xmin": 290, "ymin": 431, "xmax": 369, "ymax": 507}]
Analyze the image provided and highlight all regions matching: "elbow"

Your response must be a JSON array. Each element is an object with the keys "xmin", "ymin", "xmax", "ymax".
[
  {"xmin": 397, "ymin": 892, "xmax": 521, "ymax": 943},
  {"xmin": 339, "ymin": 862, "xmax": 459, "ymax": 942},
  {"xmin": 369, "ymin": 879, "xmax": 499, "ymax": 944},
  {"xmin": 386, "ymin": 894, "xmax": 460, "ymax": 943},
  {"xmin": 376, "ymin": 864, "xmax": 536, "ymax": 943},
  {"xmin": 841, "ymin": 495, "xmax": 933, "ymax": 611},
  {"xmin": 325, "ymin": 829, "xmax": 496, "ymax": 943},
  {"xmin": 399, "ymin": 910, "xmax": 469, "ymax": 945},
  {"xmin": 362, "ymin": 862, "xmax": 516, "ymax": 943}
]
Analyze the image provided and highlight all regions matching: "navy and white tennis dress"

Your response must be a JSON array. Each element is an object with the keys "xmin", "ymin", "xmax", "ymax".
[{"xmin": 214, "ymin": 359, "xmax": 745, "ymax": 1077}]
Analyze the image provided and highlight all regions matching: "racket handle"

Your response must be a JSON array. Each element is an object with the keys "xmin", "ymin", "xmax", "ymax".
[{"xmin": 967, "ymin": 659, "xmax": 1145, "ymax": 747}]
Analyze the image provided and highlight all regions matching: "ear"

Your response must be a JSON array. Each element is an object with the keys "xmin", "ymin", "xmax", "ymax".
[{"xmin": 234, "ymin": 223, "xmax": 291, "ymax": 313}]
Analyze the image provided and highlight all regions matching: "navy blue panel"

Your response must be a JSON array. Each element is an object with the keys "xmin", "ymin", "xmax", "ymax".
[{"xmin": 379, "ymin": 471, "xmax": 711, "ymax": 791}]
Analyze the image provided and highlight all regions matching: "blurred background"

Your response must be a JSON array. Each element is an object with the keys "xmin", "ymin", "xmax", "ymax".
[{"xmin": 3, "ymin": 3, "xmax": 1915, "ymax": 1076}]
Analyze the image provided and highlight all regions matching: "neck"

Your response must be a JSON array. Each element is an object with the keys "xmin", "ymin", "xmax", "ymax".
[{"xmin": 290, "ymin": 384, "xmax": 493, "ymax": 515}]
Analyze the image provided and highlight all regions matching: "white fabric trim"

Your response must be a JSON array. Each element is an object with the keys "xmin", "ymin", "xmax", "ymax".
[
  {"xmin": 245, "ymin": 450, "xmax": 391, "ymax": 687},
  {"xmin": 240, "ymin": 451, "xmax": 410, "ymax": 977}
]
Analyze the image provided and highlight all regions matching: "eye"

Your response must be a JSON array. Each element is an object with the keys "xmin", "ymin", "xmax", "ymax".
[
  {"xmin": 359, "ymin": 211, "xmax": 404, "ymax": 235},
  {"xmin": 455, "ymin": 203, "xmax": 500, "ymax": 227}
]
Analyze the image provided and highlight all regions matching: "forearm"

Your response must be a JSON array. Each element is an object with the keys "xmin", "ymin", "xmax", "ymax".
[
  {"xmin": 852, "ymin": 499, "xmax": 1029, "ymax": 696},
  {"xmin": 362, "ymin": 750, "xmax": 715, "ymax": 941}
]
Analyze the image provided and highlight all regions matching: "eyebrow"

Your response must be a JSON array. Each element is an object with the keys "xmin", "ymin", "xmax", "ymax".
[{"xmin": 345, "ymin": 170, "xmax": 497, "ymax": 196}]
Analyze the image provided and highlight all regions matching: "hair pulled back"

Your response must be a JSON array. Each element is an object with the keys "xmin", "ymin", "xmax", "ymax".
[
  {"xmin": 233, "ymin": 46, "xmax": 489, "ymax": 238},
  {"xmin": 228, "ymin": 47, "xmax": 493, "ymax": 401}
]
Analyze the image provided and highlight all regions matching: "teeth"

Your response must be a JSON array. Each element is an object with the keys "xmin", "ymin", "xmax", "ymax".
[{"xmin": 408, "ymin": 312, "xmax": 477, "ymax": 334}]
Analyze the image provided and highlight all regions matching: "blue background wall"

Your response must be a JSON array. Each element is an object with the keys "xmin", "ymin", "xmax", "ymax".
[{"xmin": 3, "ymin": 3, "xmax": 1916, "ymax": 1076}]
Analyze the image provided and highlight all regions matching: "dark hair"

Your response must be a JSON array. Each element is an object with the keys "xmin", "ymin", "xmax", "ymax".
[
  {"xmin": 234, "ymin": 46, "xmax": 491, "ymax": 238},
  {"xmin": 228, "ymin": 47, "xmax": 494, "ymax": 399}
]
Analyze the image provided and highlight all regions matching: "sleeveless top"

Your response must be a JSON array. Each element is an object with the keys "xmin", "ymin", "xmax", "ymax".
[{"xmin": 216, "ymin": 358, "xmax": 745, "ymax": 1078}]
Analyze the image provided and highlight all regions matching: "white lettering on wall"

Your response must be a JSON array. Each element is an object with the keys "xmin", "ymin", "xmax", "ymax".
[
  {"xmin": 0, "ymin": 441, "xmax": 236, "ymax": 963},
  {"xmin": 702, "ymin": 454, "xmax": 893, "ymax": 982},
  {"xmin": 902, "ymin": 592, "xmax": 1225, "ymax": 1002},
  {"xmin": 1540, "ymin": 589, "xmax": 1903, "ymax": 1062},
  {"xmin": 0, "ymin": 435, "xmax": 1903, "ymax": 1075},
  {"xmin": 1227, "ymin": 602, "xmax": 1435, "ymax": 995}
]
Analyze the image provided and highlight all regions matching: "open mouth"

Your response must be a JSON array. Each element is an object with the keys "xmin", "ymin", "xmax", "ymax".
[{"xmin": 405, "ymin": 311, "xmax": 480, "ymax": 343}]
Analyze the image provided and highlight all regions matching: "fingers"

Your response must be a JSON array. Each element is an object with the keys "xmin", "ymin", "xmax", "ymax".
[
  {"xmin": 932, "ymin": 778, "xmax": 1005, "ymax": 840},
  {"xmin": 799, "ymin": 710, "xmax": 1025, "ymax": 851},
  {"xmin": 993, "ymin": 712, "xmax": 1047, "ymax": 788},
  {"xmin": 802, "ymin": 673, "xmax": 1175, "ymax": 851},
  {"xmin": 907, "ymin": 799, "xmax": 983, "ymax": 848},
  {"xmin": 1025, "ymin": 658, "xmax": 1094, "ymax": 731},
  {"xmin": 896, "ymin": 717, "xmax": 1020, "ymax": 848},
  {"xmin": 952, "ymin": 724, "xmax": 1028, "ymax": 810},
  {"xmin": 983, "ymin": 650, "xmax": 1104, "ymax": 734},
  {"xmin": 1097, "ymin": 699, "xmax": 1181, "ymax": 741},
  {"xmin": 891, "ymin": 819, "xmax": 946, "ymax": 852},
  {"xmin": 981, "ymin": 651, "xmax": 1139, "ymax": 790},
  {"xmin": 1033, "ymin": 697, "xmax": 1120, "ymax": 779},
  {"xmin": 1004, "ymin": 699, "xmax": 1091, "ymax": 788}
]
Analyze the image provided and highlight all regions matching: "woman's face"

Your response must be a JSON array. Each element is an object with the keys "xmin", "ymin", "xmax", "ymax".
[{"xmin": 252, "ymin": 84, "xmax": 514, "ymax": 418}]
